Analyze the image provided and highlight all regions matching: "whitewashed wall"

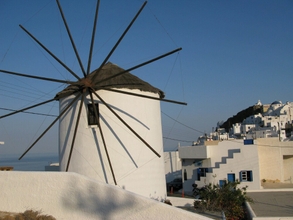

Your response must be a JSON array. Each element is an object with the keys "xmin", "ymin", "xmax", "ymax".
[
  {"xmin": 180, "ymin": 139, "xmax": 262, "ymax": 191},
  {"xmin": 207, "ymin": 140, "xmax": 261, "ymax": 190},
  {"xmin": 0, "ymin": 172, "xmax": 210, "ymax": 220},
  {"xmin": 180, "ymin": 138, "xmax": 293, "ymax": 192},
  {"xmin": 257, "ymin": 138, "xmax": 293, "ymax": 182}
]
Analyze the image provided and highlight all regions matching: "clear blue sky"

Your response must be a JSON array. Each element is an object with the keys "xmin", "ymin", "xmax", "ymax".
[{"xmin": 0, "ymin": 0, "xmax": 292, "ymax": 155}]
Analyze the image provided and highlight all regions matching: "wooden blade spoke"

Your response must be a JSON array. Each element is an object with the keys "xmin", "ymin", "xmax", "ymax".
[
  {"xmin": 19, "ymin": 25, "xmax": 81, "ymax": 80},
  {"xmin": 87, "ymin": 0, "xmax": 100, "ymax": 75},
  {"xmin": 0, "ymin": 69, "xmax": 74, "ymax": 84},
  {"xmin": 97, "ymin": 122, "xmax": 117, "ymax": 185},
  {"xmin": 91, "ymin": 88, "xmax": 161, "ymax": 158},
  {"xmin": 19, "ymin": 93, "xmax": 82, "ymax": 160},
  {"xmin": 66, "ymin": 93, "xmax": 85, "ymax": 171},
  {"xmin": 89, "ymin": 90, "xmax": 117, "ymax": 185},
  {"xmin": 0, "ymin": 98, "xmax": 56, "ymax": 119},
  {"xmin": 101, "ymin": 88, "xmax": 187, "ymax": 106},
  {"xmin": 56, "ymin": 0, "xmax": 86, "ymax": 77},
  {"xmin": 96, "ymin": 48, "xmax": 182, "ymax": 85},
  {"xmin": 91, "ymin": 1, "xmax": 147, "ymax": 81}
]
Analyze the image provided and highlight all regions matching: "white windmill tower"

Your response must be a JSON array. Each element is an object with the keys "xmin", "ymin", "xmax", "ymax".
[
  {"xmin": 0, "ymin": 1, "xmax": 186, "ymax": 199},
  {"xmin": 57, "ymin": 62, "xmax": 168, "ymax": 198}
]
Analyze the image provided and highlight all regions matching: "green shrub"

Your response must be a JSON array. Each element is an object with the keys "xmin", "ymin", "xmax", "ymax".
[
  {"xmin": 163, "ymin": 199, "xmax": 172, "ymax": 206},
  {"xmin": 194, "ymin": 180, "xmax": 253, "ymax": 220}
]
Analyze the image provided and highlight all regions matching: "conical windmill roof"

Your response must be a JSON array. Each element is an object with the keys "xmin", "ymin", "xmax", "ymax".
[{"xmin": 55, "ymin": 62, "xmax": 164, "ymax": 99}]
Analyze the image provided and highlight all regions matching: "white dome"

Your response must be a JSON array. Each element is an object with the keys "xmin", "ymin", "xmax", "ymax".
[{"xmin": 270, "ymin": 100, "xmax": 282, "ymax": 106}]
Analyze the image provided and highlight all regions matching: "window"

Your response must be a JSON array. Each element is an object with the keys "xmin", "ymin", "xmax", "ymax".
[
  {"xmin": 240, "ymin": 170, "xmax": 253, "ymax": 182},
  {"xmin": 200, "ymin": 168, "xmax": 208, "ymax": 177},
  {"xmin": 87, "ymin": 103, "xmax": 99, "ymax": 125},
  {"xmin": 197, "ymin": 168, "xmax": 209, "ymax": 180}
]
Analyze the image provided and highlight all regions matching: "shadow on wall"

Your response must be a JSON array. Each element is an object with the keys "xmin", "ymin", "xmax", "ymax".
[
  {"xmin": 61, "ymin": 177, "xmax": 161, "ymax": 220},
  {"xmin": 166, "ymin": 171, "xmax": 181, "ymax": 183}
]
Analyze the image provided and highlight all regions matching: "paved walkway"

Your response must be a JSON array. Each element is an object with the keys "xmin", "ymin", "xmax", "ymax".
[
  {"xmin": 248, "ymin": 191, "xmax": 293, "ymax": 217},
  {"xmin": 169, "ymin": 183, "xmax": 293, "ymax": 219},
  {"xmin": 247, "ymin": 182, "xmax": 293, "ymax": 218}
]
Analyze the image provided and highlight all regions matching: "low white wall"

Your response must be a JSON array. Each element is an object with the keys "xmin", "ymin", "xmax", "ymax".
[{"xmin": 0, "ymin": 172, "xmax": 210, "ymax": 220}]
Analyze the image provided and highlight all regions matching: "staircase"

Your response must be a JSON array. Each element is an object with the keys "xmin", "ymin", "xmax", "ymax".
[
  {"xmin": 196, "ymin": 149, "xmax": 241, "ymax": 183},
  {"xmin": 214, "ymin": 149, "xmax": 241, "ymax": 169}
]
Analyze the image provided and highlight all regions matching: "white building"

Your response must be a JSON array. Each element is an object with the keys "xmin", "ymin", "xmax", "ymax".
[
  {"xmin": 179, "ymin": 138, "xmax": 293, "ymax": 194},
  {"xmin": 260, "ymin": 101, "xmax": 293, "ymax": 140},
  {"xmin": 213, "ymin": 100, "xmax": 293, "ymax": 141},
  {"xmin": 167, "ymin": 100, "xmax": 293, "ymax": 194}
]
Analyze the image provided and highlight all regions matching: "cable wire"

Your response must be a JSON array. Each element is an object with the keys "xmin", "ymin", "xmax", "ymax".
[
  {"xmin": 162, "ymin": 111, "xmax": 205, "ymax": 134},
  {"xmin": 0, "ymin": 107, "xmax": 57, "ymax": 117},
  {"xmin": 163, "ymin": 136, "xmax": 194, "ymax": 143}
]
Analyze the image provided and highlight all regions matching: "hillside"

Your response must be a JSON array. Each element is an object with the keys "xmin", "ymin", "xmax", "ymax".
[{"xmin": 220, "ymin": 104, "xmax": 262, "ymax": 132}]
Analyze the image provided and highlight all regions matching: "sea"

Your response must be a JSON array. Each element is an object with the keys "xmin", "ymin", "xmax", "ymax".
[{"xmin": 0, "ymin": 153, "xmax": 59, "ymax": 171}]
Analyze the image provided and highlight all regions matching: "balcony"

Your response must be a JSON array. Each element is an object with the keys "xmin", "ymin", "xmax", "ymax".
[{"xmin": 178, "ymin": 144, "xmax": 210, "ymax": 159}]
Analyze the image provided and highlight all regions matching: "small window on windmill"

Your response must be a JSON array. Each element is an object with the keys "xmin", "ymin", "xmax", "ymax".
[{"xmin": 87, "ymin": 103, "xmax": 99, "ymax": 126}]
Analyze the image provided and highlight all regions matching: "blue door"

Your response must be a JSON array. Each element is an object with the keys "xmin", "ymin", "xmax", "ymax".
[
  {"xmin": 219, "ymin": 180, "xmax": 225, "ymax": 188},
  {"xmin": 227, "ymin": 173, "xmax": 235, "ymax": 182}
]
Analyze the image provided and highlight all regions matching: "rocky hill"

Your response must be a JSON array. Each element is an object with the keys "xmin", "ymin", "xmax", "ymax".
[{"xmin": 220, "ymin": 104, "xmax": 262, "ymax": 132}]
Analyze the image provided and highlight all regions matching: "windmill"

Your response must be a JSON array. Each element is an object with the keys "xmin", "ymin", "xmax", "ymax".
[{"xmin": 0, "ymin": 0, "xmax": 186, "ymax": 199}]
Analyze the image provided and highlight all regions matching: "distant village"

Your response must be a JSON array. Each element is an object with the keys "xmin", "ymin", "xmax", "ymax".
[
  {"xmin": 206, "ymin": 100, "xmax": 293, "ymax": 142},
  {"xmin": 165, "ymin": 100, "xmax": 293, "ymax": 194}
]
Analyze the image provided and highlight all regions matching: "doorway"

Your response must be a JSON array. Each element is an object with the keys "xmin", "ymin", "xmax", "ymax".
[{"xmin": 227, "ymin": 173, "xmax": 235, "ymax": 182}]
